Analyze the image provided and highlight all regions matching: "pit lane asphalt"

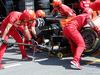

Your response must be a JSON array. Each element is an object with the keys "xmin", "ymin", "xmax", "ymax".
[{"xmin": 0, "ymin": 37, "xmax": 100, "ymax": 75}]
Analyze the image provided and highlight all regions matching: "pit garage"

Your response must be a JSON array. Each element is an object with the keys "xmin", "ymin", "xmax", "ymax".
[{"xmin": 0, "ymin": 0, "xmax": 100, "ymax": 61}]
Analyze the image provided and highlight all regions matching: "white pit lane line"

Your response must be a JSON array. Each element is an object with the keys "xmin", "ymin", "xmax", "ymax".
[
  {"xmin": 4, "ymin": 63, "xmax": 21, "ymax": 69},
  {"xmin": 32, "ymin": 58, "xmax": 49, "ymax": 62},
  {"xmin": 4, "ymin": 58, "xmax": 49, "ymax": 68}
]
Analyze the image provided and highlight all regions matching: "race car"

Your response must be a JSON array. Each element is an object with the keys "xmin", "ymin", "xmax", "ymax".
[{"xmin": 35, "ymin": 10, "xmax": 100, "ymax": 58}]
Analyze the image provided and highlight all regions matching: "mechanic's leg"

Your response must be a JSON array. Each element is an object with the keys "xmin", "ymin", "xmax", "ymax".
[
  {"xmin": 0, "ymin": 29, "xmax": 9, "ymax": 69},
  {"xmin": 64, "ymin": 26, "xmax": 85, "ymax": 60},
  {"xmin": 65, "ymin": 36, "xmax": 76, "ymax": 55},
  {"xmin": 0, "ymin": 44, "xmax": 8, "ymax": 69},
  {"xmin": 70, "ymin": 41, "xmax": 76, "ymax": 56},
  {"xmin": 24, "ymin": 39, "xmax": 30, "ymax": 49},
  {"xmin": 69, "ymin": 29, "xmax": 85, "ymax": 69},
  {"xmin": 63, "ymin": 26, "xmax": 85, "ymax": 69},
  {"xmin": 71, "ymin": 31, "xmax": 85, "ymax": 61},
  {"xmin": 10, "ymin": 29, "xmax": 27, "ymax": 57},
  {"xmin": 72, "ymin": 32, "xmax": 85, "ymax": 69},
  {"xmin": 0, "ymin": 36, "xmax": 9, "ymax": 62},
  {"xmin": 10, "ymin": 29, "xmax": 32, "ymax": 60},
  {"xmin": 63, "ymin": 27, "xmax": 76, "ymax": 55}
]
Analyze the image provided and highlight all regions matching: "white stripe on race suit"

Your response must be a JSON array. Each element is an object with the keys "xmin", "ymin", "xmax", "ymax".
[
  {"xmin": 83, "ymin": 1, "xmax": 86, "ymax": 3},
  {"xmin": 11, "ymin": 17, "xmax": 16, "ymax": 22},
  {"xmin": 13, "ymin": 24, "xmax": 19, "ymax": 27},
  {"xmin": 84, "ymin": 5, "xmax": 89, "ymax": 6}
]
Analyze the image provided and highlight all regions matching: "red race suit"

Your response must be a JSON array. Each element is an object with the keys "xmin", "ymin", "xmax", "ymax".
[
  {"xmin": 53, "ymin": 4, "xmax": 76, "ymax": 17},
  {"xmin": 63, "ymin": 13, "xmax": 92, "ymax": 61},
  {"xmin": 0, "ymin": 11, "xmax": 33, "ymax": 64},
  {"xmin": 90, "ymin": 1, "xmax": 100, "ymax": 11}
]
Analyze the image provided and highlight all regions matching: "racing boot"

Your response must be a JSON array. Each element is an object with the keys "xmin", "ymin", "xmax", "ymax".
[
  {"xmin": 70, "ymin": 59, "xmax": 82, "ymax": 70},
  {"xmin": 0, "ymin": 64, "xmax": 4, "ymax": 69},
  {"xmin": 22, "ymin": 55, "xmax": 32, "ymax": 61}
]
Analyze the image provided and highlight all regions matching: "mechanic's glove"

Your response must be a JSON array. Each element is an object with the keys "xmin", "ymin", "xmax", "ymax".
[
  {"xmin": 29, "ymin": 39, "xmax": 38, "ymax": 45},
  {"xmin": 1, "ymin": 40, "xmax": 7, "ymax": 44},
  {"xmin": 93, "ymin": 26, "xmax": 99, "ymax": 32},
  {"xmin": 93, "ymin": 26, "xmax": 100, "ymax": 37},
  {"xmin": 37, "ymin": 38, "xmax": 42, "ymax": 44}
]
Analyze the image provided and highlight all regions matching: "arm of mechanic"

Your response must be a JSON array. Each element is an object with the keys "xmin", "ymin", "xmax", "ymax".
[
  {"xmin": 23, "ymin": 25, "xmax": 31, "ymax": 40},
  {"xmin": 31, "ymin": 27, "xmax": 37, "ymax": 39},
  {"xmin": 67, "ymin": 12, "xmax": 73, "ymax": 17},
  {"xmin": 31, "ymin": 20, "xmax": 37, "ymax": 39},
  {"xmin": 1, "ymin": 23, "xmax": 13, "ymax": 40},
  {"xmin": 87, "ymin": 19, "xmax": 100, "ymax": 31},
  {"xmin": 51, "ymin": 8, "xmax": 57, "ymax": 15}
]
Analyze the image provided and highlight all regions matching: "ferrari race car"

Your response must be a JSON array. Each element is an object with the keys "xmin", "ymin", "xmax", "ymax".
[{"xmin": 35, "ymin": 11, "xmax": 100, "ymax": 58}]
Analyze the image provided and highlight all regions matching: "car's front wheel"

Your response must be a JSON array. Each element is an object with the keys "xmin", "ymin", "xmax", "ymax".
[{"xmin": 80, "ymin": 27, "xmax": 100, "ymax": 55}]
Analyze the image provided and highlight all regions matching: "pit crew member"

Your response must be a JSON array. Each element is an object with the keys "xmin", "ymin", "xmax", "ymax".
[
  {"xmin": 51, "ymin": 0, "xmax": 76, "ymax": 17},
  {"xmin": 63, "ymin": 8, "xmax": 100, "ymax": 69},
  {"xmin": 24, "ymin": 10, "xmax": 46, "ymax": 50},
  {"xmin": 0, "ymin": 9, "xmax": 36, "ymax": 69}
]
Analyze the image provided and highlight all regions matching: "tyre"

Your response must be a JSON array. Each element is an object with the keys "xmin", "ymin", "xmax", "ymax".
[
  {"xmin": 80, "ymin": 27, "xmax": 100, "ymax": 55},
  {"xmin": 18, "ymin": 0, "xmax": 35, "ymax": 12},
  {"xmin": 35, "ymin": 0, "xmax": 50, "ymax": 10},
  {"xmin": 35, "ymin": 0, "xmax": 50, "ymax": 16}
]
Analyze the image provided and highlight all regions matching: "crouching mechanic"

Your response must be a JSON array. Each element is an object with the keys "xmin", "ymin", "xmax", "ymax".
[
  {"xmin": 25, "ymin": 9, "xmax": 46, "ymax": 44},
  {"xmin": 0, "ymin": 9, "xmax": 36, "ymax": 69},
  {"xmin": 63, "ymin": 8, "xmax": 100, "ymax": 69},
  {"xmin": 35, "ymin": 10, "xmax": 46, "ymax": 44},
  {"xmin": 24, "ymin": 10, "xmax": 46, "ymax": 50},
  {"xmin": 51, "ymin": 0, "xmax": 76, "ymax": 17}
]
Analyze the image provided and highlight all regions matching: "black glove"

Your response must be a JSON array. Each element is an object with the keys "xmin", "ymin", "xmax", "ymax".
[
  {"xmin": 29, "ymin": 39, "xmax": 38, "ymax": 44},
  {"xmin": 1, "ymin": 40, "xmax": 7, "ymax": 44}
]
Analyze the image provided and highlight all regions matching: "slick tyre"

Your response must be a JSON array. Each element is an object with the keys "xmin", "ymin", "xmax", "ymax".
[
  {"xmin": 35, "ymin": 0, "xmax": 50, "ymax": 10},
  {"xmin": 80, "ymin": 28, "xmax": 100, "ymax": 55}
]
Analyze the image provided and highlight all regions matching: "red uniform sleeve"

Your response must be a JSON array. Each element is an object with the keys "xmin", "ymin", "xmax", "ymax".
[
  {"xmin": 8, "ymin": 12, "xmax": 17, "ymax": 24},
  {"xmin": 53, "ymin": 8, "xmax": 57, "ymax": 12},
  {"xmin": 60, "ymin": 5, "xmax": 72, "ymax": 17},
  {"xmin": 31, "ymin": 20, "xmax": 36, "ymax": 27},
  {"xmin": 64, "ymin": 9, "xmax": 70, "ymax": 16},
  {"xmin": 65, "ymin": 6, "xmax": 75, "ymax": 16}
]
